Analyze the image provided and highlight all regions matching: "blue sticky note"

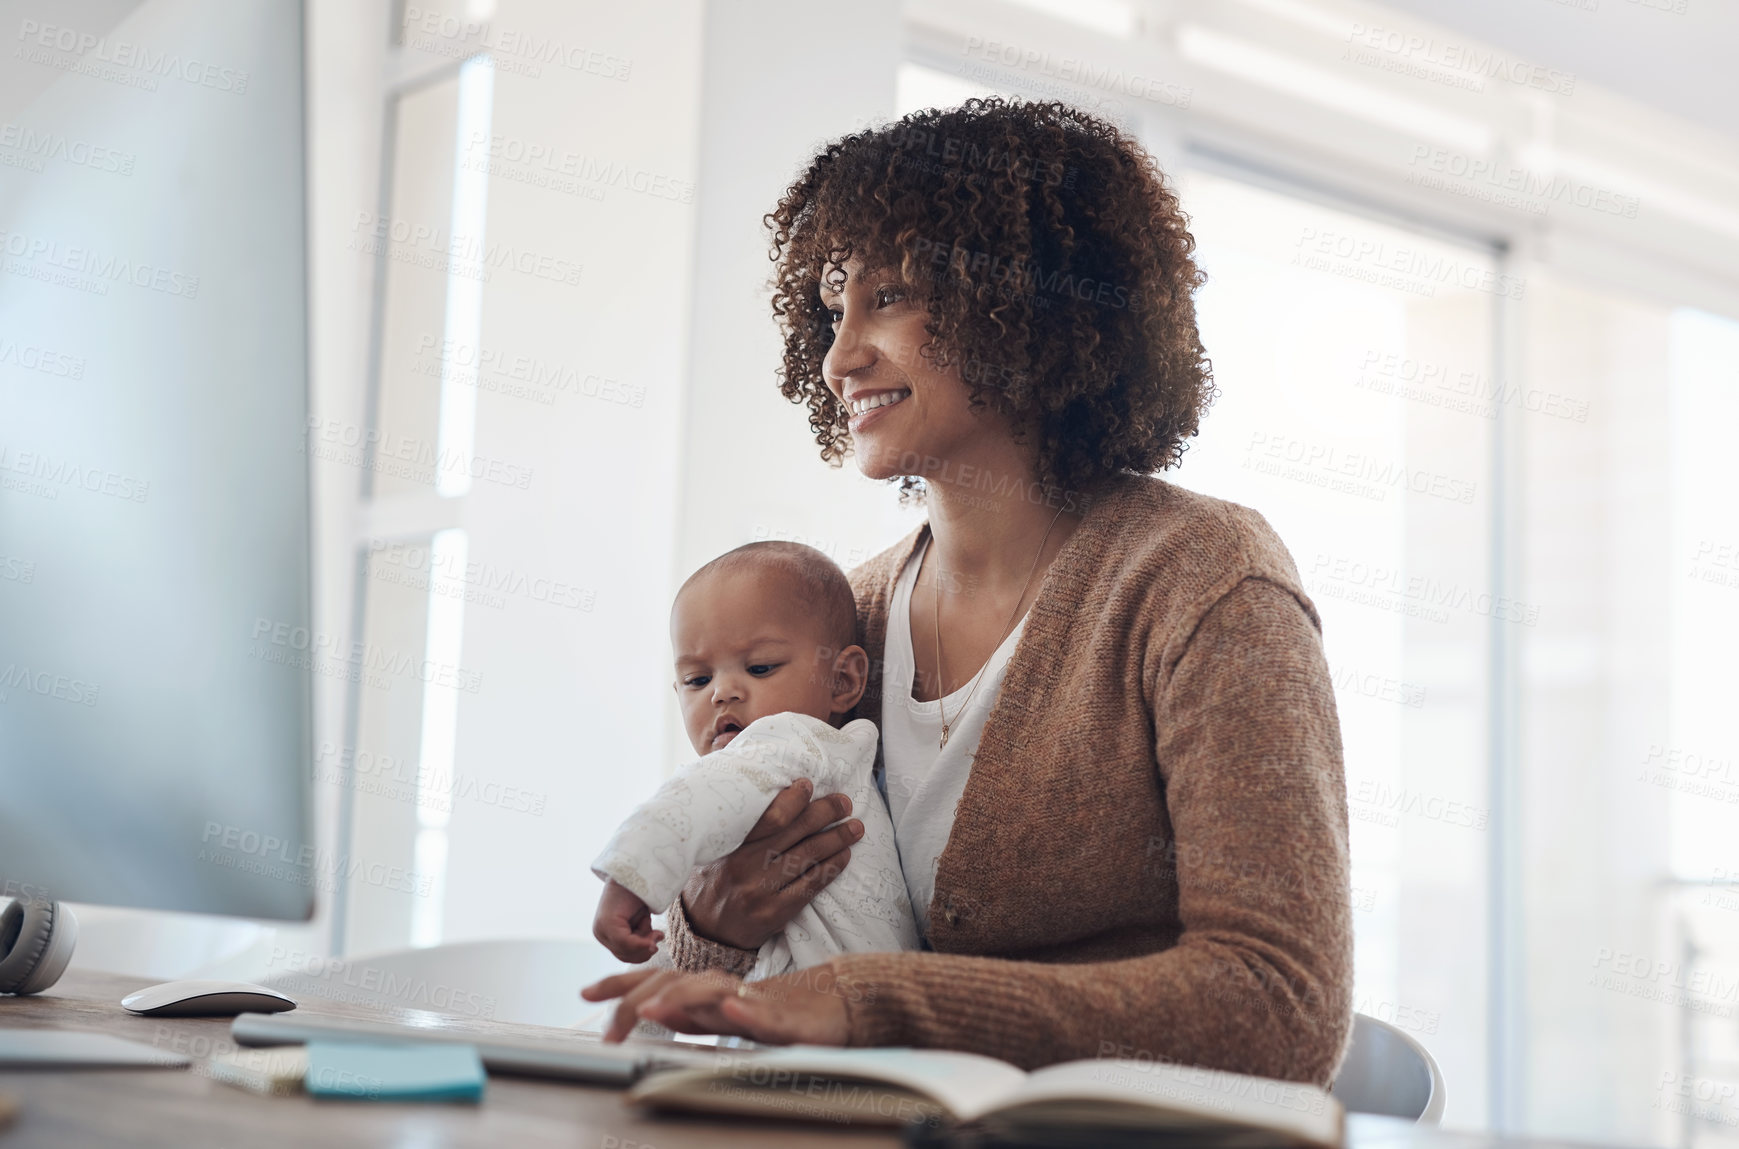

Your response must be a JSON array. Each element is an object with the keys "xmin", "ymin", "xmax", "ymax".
[{"xmin": 305, "ymin": 1041, "xmax": 485, "ymax": 1103}]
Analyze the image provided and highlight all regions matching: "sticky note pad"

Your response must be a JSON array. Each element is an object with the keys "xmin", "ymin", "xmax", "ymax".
[
  {"xmin": 305, "ymin": 1041, "xmax": 484, "ymax": 1103},
  {"xmin": 208, "ymin": 1046, "xmax": 309, "ymax": 1096}
]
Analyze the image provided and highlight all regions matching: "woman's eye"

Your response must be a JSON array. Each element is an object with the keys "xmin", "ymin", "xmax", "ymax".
[
  {"xmin": 826, "ymin": 307, "xmax": 843, "ymax": 325},
  {"xmin": 874, "ymin": 286, "xmax": 904, "ymax": 308}
]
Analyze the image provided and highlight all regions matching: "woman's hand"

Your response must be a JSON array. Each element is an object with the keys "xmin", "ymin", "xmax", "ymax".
[
  {"xmin": 580, "ymin": 967, "xmax": 849, "ymax": 1046},
  {"xmin": 680, "ymin": 779, "xmax": 864, "ymax": 951}
]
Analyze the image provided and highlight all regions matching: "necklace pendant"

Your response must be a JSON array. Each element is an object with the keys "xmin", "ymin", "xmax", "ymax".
[{"xmin": 939, "ymin": 724, "xmax": 950, "ymax": 749}]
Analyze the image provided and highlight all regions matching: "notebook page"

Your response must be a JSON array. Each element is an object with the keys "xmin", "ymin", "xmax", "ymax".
[
  {"xmin": 973, "ymin": 1058, "xmax": 1341, "ymax": 1145},
  {"xmin": 725, "ymin": 1045, "xmax": 1029, "ymax": 1117}
]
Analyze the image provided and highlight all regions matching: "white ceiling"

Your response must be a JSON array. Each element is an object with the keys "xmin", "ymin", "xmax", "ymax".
[{"xmin": 1364, "ymin": 0, "xmax": 1739, "ymax": 144}]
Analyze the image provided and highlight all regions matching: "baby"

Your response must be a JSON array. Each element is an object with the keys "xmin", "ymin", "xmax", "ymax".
[{"xmin": 591, "ymin": 541, "xmax": 919, "ymax": 980}]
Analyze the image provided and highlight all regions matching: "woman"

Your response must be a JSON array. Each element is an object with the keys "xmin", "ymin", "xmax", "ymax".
[{"xmin": 584, "ymin": 99, "xmax": 1353, "ymax": 1087}]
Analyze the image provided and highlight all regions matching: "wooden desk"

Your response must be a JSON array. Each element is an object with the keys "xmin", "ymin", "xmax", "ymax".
[
  {"xmin": 1, "ymin": 970, "xmax": 1623, "ymax": 1149},
  {"xmin": 0, "ymin": 969, "xmax": 891, "ymax": 1148}
]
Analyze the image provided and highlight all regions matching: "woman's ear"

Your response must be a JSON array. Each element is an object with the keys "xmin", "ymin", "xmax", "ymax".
[{"xmin": 830, "ymin": 644, "xmax": 870, "ymax": 715}]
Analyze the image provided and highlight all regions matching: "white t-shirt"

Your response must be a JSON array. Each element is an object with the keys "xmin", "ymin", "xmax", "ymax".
[{"xmin": 879, "ymin": 535, "xmax": 1026, "ymax": 941}]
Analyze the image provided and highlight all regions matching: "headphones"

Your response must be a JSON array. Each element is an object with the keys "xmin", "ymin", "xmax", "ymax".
[{"xmin": 0, "ymin": 899, "xmax": 78, "ymax": 995}]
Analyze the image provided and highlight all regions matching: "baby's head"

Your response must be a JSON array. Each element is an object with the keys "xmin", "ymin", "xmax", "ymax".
[{"xmin": 671, "ymin": 542, "xmax": 869, "ymax": 755}]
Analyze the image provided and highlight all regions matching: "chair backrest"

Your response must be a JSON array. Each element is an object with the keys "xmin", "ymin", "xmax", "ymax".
[{"xmin": 1330, "ymin": 1013, "xmax": 1446, "ymax": 1124}]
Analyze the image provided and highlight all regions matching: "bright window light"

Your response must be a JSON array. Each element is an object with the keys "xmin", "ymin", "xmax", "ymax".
[
  {"xmin": 1176, "ymin": 23, "xmax": 1492, "ymax": 155},
  {"xmin": 1519, "ymin": 144, "xmax": 1739, "ymax": 241},
  {"xmin": 1231, "ymin": 0, "xmax": 1358, "ymax": 40},
  {"xmin": 410, "ymin": 527, "xmax": 469, "ymax": 947},
  {"xmin": 897, "ymin": 61, "xmax": 999, "ymax": 116},
  {"xmin": 436, "ymin": 56, "xmax": 495, "ymax": 498},
  {"xmin": 1667, "ymin": 308, "xmax": 1739, "ymax": 879},
  {"xmin": 1002, "ymin": 0, "xmax": 1137, "ymax": 38}
]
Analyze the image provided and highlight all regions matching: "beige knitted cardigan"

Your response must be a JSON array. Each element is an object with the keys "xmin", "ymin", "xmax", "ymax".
[{"xmin": 665, "ymin": 473, "xmax": 1354, "ymax": 1086}]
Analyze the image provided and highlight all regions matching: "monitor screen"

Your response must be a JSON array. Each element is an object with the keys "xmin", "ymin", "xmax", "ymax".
[{"xmin": 0, "ymin": 0, "xmax": 314, "ymax": 920}]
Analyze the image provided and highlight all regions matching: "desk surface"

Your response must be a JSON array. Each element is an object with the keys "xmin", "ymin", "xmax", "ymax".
[{"xmin": 1, "ymin": 970, "xmax": 1622, "ymax": 1149}]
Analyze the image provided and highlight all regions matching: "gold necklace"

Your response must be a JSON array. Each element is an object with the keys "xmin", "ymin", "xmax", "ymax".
[{"xmin": 932, "ymin": 503, "xmax": 1068, "ymax": 749}]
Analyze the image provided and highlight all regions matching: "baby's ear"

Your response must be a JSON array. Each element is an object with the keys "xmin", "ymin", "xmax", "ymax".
[{"xmin": 831, "ymin": 644, "xmax": 870, "ymax": 715}]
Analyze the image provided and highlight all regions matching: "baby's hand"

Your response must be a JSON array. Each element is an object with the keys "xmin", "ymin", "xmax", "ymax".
[{"xmin": 594, "ymin": 878, "xmax": 664, "ymax": 963}]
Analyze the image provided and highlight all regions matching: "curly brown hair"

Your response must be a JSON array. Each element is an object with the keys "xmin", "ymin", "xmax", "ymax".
[{"xmin": 766, "ymin": 97, "xmax": 1214, "ymax": 496}]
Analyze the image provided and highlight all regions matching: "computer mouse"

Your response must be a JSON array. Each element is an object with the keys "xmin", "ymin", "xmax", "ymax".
[{"xmin": 120, "ymin": 979, "xmax": 298, "ymax": 1018}]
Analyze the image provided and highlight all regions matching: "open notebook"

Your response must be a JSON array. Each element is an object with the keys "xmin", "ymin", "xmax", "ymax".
[{"xmin": 629, "ymin": 1045, "xmax": 1343, "ymax": 1146}]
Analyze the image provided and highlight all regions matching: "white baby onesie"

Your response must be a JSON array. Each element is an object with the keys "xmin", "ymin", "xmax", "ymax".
[{"xmin": 591, "ymin": 712, "xmax": 920, "ymax": 980}]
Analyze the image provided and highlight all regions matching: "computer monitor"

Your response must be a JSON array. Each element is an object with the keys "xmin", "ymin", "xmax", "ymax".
[{"xmin": 0, "ymin": 0, "xmax": 314, "ymax": 920}]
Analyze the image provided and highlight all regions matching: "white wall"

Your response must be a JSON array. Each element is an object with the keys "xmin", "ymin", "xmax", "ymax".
[{"xmin": 668, "ymin": 0, "xmax": 922, "ymax": 769}]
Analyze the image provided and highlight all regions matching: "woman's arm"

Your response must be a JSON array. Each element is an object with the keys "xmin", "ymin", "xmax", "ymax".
[
  {"xmin": 589, "ymin": 577, "xmax": 1353, "ymax": 1085},
  {"xmin": 819, "ymin": 576, "xmax": 1353, "ymax": 1084}
]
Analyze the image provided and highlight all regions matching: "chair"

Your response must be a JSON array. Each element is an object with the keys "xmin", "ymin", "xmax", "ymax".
[
  {"xmin": 256, "ymin": 938, "xmax": 633, "ymax": 1028},
  {"xmin": 1330, "ymin": 1012, "xmax": 1446, "ymax": 1124}
]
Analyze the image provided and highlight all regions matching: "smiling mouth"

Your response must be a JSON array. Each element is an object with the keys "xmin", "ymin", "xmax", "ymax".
[{"xmin": 846, "ymin": 389, "xmax": 910, "ymax": 417}]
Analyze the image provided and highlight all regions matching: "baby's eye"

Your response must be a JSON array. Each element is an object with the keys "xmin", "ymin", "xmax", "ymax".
[
  {"xmin": 682, "ymin": 675, "xmax": 711, "ymax": 689},
  {"xmin": 747, "ymin": 664, "xmax": 779, "ymax": 677}
]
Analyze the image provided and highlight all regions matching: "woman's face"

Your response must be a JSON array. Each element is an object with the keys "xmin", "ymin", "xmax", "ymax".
[{"xmin": 819, "ymin": 259, "xmax": 1015, "ymax": 482}]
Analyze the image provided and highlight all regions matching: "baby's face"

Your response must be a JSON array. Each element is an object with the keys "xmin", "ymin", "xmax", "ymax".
[{"xmin": 671, "ymin": 568, "xmax": 844, "ymax": 755}]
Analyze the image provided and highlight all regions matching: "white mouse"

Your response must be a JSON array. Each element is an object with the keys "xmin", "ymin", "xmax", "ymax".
[{"xmin": 120, "ymin": 979, "xmax": 297, "ymax": 1018}]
